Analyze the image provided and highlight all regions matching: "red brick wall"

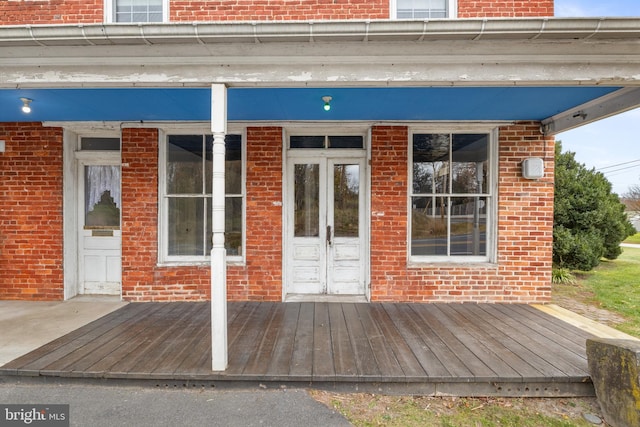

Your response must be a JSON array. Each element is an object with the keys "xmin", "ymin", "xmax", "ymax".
[
  {"xmin": 0, "ymin": 123, "xmax": 64, "ymax": 300},
  {"xmin": 369, "ymin": 123, "xmax": 553, "ymax": 303},
  {"xmin": 121, "ymin": 128, "xmax": 211, "ymax": 301},
  {"xmin": 228, "ymin": 127, "xmax": 283, "ymax": 301},
  {"xmin": 459, "ymin": 0, "xmax": 555, "ymax": 17},
  {"xmin": 0, "ymin": 0, "xmax": 103, "ymax": 25},
  {"xmin": 171, "ymin": 0, "xmax": 388, "ymax": 21},
  {"xmin": 0, "ymin": 0, "xmax": 554, "ymax": 25}
]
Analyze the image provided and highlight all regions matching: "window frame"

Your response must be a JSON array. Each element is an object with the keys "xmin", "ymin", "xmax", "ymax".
[
  {"xmin": 390, "ymin": 0, "xmax": 457, "ymax": 19},
  {"xmin": 408, "ymin": 126, "xmax": 497, "ymax": 264},
  {"xmin": 158, "ymin": 129, "xmax": 246, "ymax": 265},
  {"xmin": 104, "ymin": 0, "xmax": 169, "ymax": 23}
]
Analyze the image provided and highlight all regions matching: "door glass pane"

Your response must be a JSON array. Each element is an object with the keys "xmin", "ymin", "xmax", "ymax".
[
  {"xmin": 450, "ymin": 197, "xmax": 487, "ymax": 256},
  {"xmin": 411, "ymin": 196, "xmax": 447, "ymax": 256},
  {"xmin": 168, "ymin": 198, "xmax": 205, "ymax": 256},
  {"xmin": 85, "ymin": 166, "xmax": 121, "ymax": 228},
  {"xmin": 294, "ymin": 164, "xmax": 319, "ymax": 237},
  {"xmin": 334, "ymin": 164, "xmax": 359, "ymax": 237}
]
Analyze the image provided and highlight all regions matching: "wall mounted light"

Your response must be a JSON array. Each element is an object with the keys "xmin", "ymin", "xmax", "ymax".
[
  {"xmin": 322, "ymin": 96, "xmax": 332, "ymax": 111},
  {"xmin": 20, "ymin": 98, "xmax": 32, "ymax": 114}
]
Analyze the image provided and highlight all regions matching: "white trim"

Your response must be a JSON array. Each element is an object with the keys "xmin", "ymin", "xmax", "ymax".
[
  {"xmin": 282, "ymin": 127, "xmax": 369, "ymax": 299},
  {"xmin": 158, "ymin": 129, "xmax": 246, "ymax": 265},
  {"xmin": 407, "ymin": 125, "xmax": 497, "ymax": 264},
  {"xmin": 63, "ymin": 130, "xmax": 79, "ymax": 300}
]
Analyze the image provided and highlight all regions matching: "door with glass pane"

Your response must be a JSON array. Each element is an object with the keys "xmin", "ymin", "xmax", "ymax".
[
  {"xmin": 78, "ymin": 163, "xmax": 122, "ymax": 295},
  {"xmin": 287, "ymin": 156, "xmax": 366, "ymax": 295}
]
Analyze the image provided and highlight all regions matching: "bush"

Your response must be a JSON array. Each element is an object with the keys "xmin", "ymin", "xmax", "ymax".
[
  {"xmin": 551, "ymin": 267, "xmax": 576, "ymax": 284},
  {"xmin": 553, "ymin": 143, "xmax": 635, "ymax": 271}
]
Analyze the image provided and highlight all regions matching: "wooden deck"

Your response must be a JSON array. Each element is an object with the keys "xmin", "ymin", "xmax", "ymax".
[{"xmin": 0, "ymin": 302, "xmax": 596, "ymax": 396}]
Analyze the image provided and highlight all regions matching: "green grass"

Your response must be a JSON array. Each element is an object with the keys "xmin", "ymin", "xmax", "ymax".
[
  {"xmin": 568, "ymin": 247, "xmax": 640, "ymax": 337},
  {"xmin": 623, "ymin": 233, "xmax": 640, "ymax": 244},
  {"xmin": 323, "ymin": 395, "xmax": 597, "ymax": 427}
]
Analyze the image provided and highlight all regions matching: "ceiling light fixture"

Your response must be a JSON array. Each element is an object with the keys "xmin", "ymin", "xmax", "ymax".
[
  {"xmin": 322, "ymin": 96, "xmax": 332, "ymax": 111},
  {"xmin": 20, "ymin": 98, "xmax": 32, "ymax": 114}
]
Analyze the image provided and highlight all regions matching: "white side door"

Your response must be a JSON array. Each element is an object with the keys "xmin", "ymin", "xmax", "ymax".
[
  {"xmin": 78, "ymin": 160, "xmax": 122, "ymax": 295},
  {"xmin": 287, "ymin": 155, "xmax": 366, "ymax": 296}
]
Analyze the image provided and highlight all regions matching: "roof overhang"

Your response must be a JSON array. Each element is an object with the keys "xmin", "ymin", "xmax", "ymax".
[{"xmin": 1, "ymin": 18, "xmax": 639, "ymax": 133}]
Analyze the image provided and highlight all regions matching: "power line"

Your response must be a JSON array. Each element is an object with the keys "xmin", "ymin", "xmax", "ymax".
[
  {"xmin": 596, "ymin": 159, "xmax": 640, "ymax": 171},
  {"xmin": 600, "ymin": 164, "xmax": 640, "ymax": 175}
]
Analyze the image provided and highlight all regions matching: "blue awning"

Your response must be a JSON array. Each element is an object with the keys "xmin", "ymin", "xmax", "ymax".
[{"xmin": 0, "ymin": 86, "xmax": 620, "ymax": 123}]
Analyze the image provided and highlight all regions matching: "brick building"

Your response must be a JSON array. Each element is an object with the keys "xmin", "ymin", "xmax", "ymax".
[{"xmin": 1, "ymin": 1, "xmax": 639, "ymax": 309}]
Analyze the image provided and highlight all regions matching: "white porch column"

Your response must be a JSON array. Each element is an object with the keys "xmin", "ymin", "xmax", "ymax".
[{"xmin": 211, "ymin": 84, "xmax": 228, "ymax": 371}]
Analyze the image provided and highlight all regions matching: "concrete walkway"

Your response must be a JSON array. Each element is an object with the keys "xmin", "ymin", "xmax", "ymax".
[{"xmin": 0, "ymin": 296, "xmax": 127, "ymax": 366}]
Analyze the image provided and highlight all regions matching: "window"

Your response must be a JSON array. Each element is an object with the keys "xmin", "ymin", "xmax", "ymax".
[
  {"xmin": 410, "ymin": 132, "xmax": 493, "ymax": 261},
  {"xmin": 161, "ymin": 134, "xmax": 243, "ymax": 263},
  {"xmin": 107, "ymin": 0, "xmax": 166, "ymax": 23},
  {"xmin": 392, "ymin": 0, "xmax": 456, "ymax": 19}
]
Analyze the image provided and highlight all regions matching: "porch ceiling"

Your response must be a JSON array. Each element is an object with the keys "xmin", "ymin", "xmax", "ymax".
[
  {"xmin": 0, "ymin": 86, "xmax": 623, "ymax": 124},
  {"xmin": 1, "ymin": 19, "xmax": 640, "ymax": 132}
]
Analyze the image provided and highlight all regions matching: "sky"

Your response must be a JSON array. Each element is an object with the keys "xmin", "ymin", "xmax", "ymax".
[{"xmin": 554, "ymin": 1, "xmax": 640, "ymax": 195}]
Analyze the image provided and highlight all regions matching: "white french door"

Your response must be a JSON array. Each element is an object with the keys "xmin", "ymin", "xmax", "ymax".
[{"xmin": 286, "ymin": 154, "xmax": 367, "ymax": 296}]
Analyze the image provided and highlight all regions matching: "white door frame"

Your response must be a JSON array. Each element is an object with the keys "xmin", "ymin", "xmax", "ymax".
[
  {"xmin": 76, "ymin": 152, "xmax": 122, "ymax": 296},
  {"xmin": 284, "ymin": 148, "xmax": 369, "ymax": 299},
  {"xmin": 62, "ymin": 129, "xmax": 122, "ymax": 300}
]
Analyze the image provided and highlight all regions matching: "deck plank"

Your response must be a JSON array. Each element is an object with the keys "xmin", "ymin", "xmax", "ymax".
[
  {"xmin": 325, "ymin": 302, "xmax": 355, "ymax": 379},
  {"xmin": 354, "ymin": 303, "xmax": 404, "ymax": 379},
  {"xmin": 397, "ymin": 304, "xmax": 474, "ymax": 378},
  {"xmin": 86, "ymin": 303, "xmax": 207, "ymax": 376},
  {"xmin": 266, "ymin": 303, "xmax": 301, "ymax": 377},
  {"xmin": 410, "ymin": 304, "xmax": 501, "ymax": 379},
  {"xmin": 369, "ymin": 304, "xmax": 425, "ymax": 380},
  {"xmin": 289, "ymin": 302, "xmax": 314, "ymax": 378},
  {"xmin": 434, "ymin": 304, "xmax": 533, "ymax": 378},
  {"xmin": 458, "ymin": 304, "xmax": 570, "ymax": 378},
  {"xmin": 342, "ymin": 303, "xmax": 380, "ymax": 379},
  {"xmin": 242, "ymin": 303, "xmax": 286, "ymax": 376},
  {"xmin": 226, "ymin": 302, "xmax": 277, "ymax": 376},
  {"xmin": 476, "ymin": 305, "xmax": 590, "ymax": 377},
  {"xmin": 3, "ymin": 303, "xmax": 160, "ymax": 372},
  {"xmin": 106, "ymin": 303, "xmax": 202, "ymax": 376},
  {"xmin": 503, "ymin": 304, "xmax": 593, "ymax": 349},
  {"xmin": 315, "ymin": 303, "xmax": 338, "ymax": 379},
  {"xmin": 382, "ymin": 304, "xmax": 452, "ymax": 378}
]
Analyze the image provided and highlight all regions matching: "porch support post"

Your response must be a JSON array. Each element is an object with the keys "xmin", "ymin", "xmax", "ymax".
[{"xmin": 211, "ymin": 83, "xmax": 228, "ymax": 371}]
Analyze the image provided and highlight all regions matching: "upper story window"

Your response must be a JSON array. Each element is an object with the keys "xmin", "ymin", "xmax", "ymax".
[
  {"xmin": 106, "ymin": 0, "xmax": 167, "ymax": 23},
  {"xmin": 409, "ymin": 130, "xmax": 495, "ymax": 263},
  {"xmin": 392, "ymin": 0, "xmax": 457, "ymax": 19}
]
